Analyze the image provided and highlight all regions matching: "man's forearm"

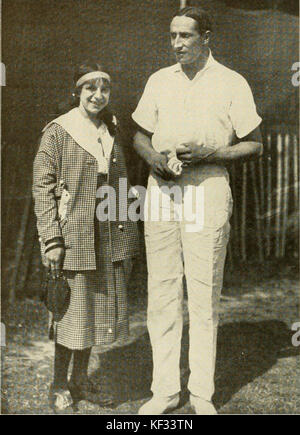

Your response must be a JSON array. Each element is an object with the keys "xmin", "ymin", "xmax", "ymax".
[
  {"xmin": 203, "ymin": 141, "xmax": 263, "ymax": 165},
  {"xmin": 133, "ymin": 131, "xmax": 159, "ymax": 166},
  {"xmin": 133, "ymin": 130, "xmax": 176, "ymax": 180}
]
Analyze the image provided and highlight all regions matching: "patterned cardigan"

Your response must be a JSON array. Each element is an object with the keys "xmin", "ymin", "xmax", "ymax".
[{"xmin": 32, "ymin": 122, "xmax": 139, "ymax": 270}]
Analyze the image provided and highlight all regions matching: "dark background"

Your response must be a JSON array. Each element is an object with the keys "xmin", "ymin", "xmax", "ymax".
[{"xmin": 1, "ymin": 0, "xmax": 299, "ymax": 301}]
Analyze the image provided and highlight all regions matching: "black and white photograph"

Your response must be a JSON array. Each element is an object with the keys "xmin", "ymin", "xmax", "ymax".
[{"xmin": 1, "ymin": 0, "xmax": 299, "ymax": 417}]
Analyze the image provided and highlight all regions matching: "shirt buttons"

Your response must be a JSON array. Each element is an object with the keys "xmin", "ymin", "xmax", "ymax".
[
  {"xmin": 112, "ymin": 158, "xmax": 117, "ymax": 163},
  {"xmin": 108, "ymin": 328, "xmax": 113, "ymax": 333},
  {"xmin": 97, "ymin": 138, "xmax": 102, "ymax": 143},
  {"xmin": 118, "ymin": 224, "xmax": 124, "ymax": 231}
]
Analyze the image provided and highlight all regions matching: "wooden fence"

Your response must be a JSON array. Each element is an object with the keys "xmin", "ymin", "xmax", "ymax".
[{"xmin": 227, "ymin": 126, "xmax": 299, "ymax": 264}]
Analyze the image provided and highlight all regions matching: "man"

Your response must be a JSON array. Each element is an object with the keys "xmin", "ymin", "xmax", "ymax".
[{"xmin": 132, "ymin": 6, "xmax": 262, "ymax": 415}]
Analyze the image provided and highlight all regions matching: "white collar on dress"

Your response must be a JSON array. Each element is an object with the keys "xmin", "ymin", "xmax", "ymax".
[{"xmin": 43, "ymin": 108, "xmax": 115, "ymax": 163}]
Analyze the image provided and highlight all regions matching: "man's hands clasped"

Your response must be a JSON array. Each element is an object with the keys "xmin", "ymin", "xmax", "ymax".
[
  {"xmin": 176, "ymin": 143, "xmax": 217, "ymax": 165},
  {"xmin": 150, "ymin": 152, "xmax": 175, "ymax": 180},
  {"xmin": 148, "ymin": 143, "xmax": 217, "ymax": 181}
]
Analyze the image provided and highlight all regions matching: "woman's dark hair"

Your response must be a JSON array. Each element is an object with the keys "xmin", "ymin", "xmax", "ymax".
[
  {"xmin": 173, "ymin": 6, "xmax": 213, "ymax": 35},
  {"xmin": 56, "ymin": 60, "xmax": 117, "ymax": 136},
  {"xmin": 72, "ymin": 61, "xmax": 111, "ymax": 90}
]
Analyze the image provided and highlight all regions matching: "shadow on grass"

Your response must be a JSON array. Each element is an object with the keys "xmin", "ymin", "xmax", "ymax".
[
  {"xmin": 90, "ymin": 319, "xmax": 299, "ymax": 410},
  {"xmin": 213, "ymin": 320, "xmax": 299, "ymax": 409}
]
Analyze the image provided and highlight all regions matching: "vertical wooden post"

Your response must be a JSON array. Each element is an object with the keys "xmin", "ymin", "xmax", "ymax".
[
  {"xmin": 241, "ymin": 163, "xmax": 247, "ymax": 261},
  {"xmin": 250, "ymin": 161, "xmax": 264, "ymax": 262},
  {"xmin": 3, "ymin": 144, "xmax": 21, "ymax": 231},
  {"xmin": 258, "ymin": 149, "xmax": 265, "ymax": 225},
  {"xmin": 280, "ymin": 134, "xmax": 290, "ymax": 257},
  {"xmin": 266, "ymin": 133, "xmax": 272, "ymax": 257},
  {"xmin": 293, "ymin": 134, "xmax": 299, "ymax": 258},
  {"xmin": 16, "ymin": 203, "xmax": 36, "ymax": 296},
  {"xmin": 230, "ymin": 164, "xmax": 238, "ymax": 261},
  {"xmin": 275, "ymin": 134, "xmax": 283, "ymax": 257},
  {"xmin": 293, "ymin": 134, "xmax": 299, "ymax": 209},
  {"xmin": 227, "ymin": 239, "xmax": 234, "ymax": 271},
  {"xmin": 9, "ymin": 190, "xmax": 32, "ymax": 304},
  {"xmin": 258, "ymin": 145, "xmax": 265, "ymax": 257}
]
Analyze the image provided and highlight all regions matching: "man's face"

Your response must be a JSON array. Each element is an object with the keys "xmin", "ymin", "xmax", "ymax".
[{"xmin": 170, "ymin": 16, "xmax": 207, "ymax": 65}]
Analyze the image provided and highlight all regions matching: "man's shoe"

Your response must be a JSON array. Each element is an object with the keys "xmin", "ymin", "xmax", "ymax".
[
  {"xmin": 190, "ymin": 394, "xmax": 217, "ymax": 415},
  {"xmin": 138, "ymin": 393, "xmax": 180, "ymax": 415}
]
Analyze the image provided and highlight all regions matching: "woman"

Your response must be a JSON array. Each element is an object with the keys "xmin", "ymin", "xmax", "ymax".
[{"xmin": 33, "ymin": 61, "xmax": 139, "ymax": 412}]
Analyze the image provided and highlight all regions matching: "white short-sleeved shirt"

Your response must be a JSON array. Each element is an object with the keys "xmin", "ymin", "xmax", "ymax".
[{"xmin": 132, "ymin": 52, "xmax": 262, "ymax": 154}]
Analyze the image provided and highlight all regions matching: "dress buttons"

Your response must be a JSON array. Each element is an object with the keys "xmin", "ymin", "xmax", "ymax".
[
  {"xmin": 118, "ymin": 224, "xmax": 124, "ymax": 231},
  {"xmin": 112, "ymin": 158, "xmax": 117, "ymax": 163},
  {"xmin": 97, "ymin": 138, "xmax": 102, "ymax": 143}
]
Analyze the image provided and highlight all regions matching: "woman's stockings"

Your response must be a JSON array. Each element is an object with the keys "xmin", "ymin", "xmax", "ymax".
[
  {"xmin": 53, "ymin": 343, "xmax": 72, "ymax": 390},
  {"xmin": 71, "ymin": 347, "xmax": 92, "ymax": 386}
]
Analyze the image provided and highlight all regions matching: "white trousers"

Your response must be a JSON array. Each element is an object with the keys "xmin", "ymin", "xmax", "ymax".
[{"xmin": 144, "ymin": 169, "xmax": 232, "ymax": 400}]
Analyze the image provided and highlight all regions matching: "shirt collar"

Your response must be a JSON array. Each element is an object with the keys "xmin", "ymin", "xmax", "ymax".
[{"xmin": 173, "ymin": 50, "xmax": 216, "ymax": 74}]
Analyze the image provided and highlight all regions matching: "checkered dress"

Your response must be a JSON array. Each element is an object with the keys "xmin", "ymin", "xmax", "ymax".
[
  {"xmin": 51, "ymin": 175, "xmax": 129, "ymax": 349},
  {"xmin": 33, "ymin": 122, "xmax": 139, "ymax": 270},
  {"xmin": 33, "ymin": 121, "xmax": 139, "ymax": 349}
]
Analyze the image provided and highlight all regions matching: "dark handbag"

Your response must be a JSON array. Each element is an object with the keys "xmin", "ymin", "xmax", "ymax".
[{"xmin": 41, "ymin": 271, "xmax": 70, "ymax": 319}]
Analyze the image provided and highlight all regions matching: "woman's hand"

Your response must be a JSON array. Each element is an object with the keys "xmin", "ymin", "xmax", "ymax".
[
  {"xmin": 176, "ymin": 143, "xmax": 216, "ymax": 165},
  {"xmin": 44, "ymin": 247, "xmax": 65, "ymax": 279}
]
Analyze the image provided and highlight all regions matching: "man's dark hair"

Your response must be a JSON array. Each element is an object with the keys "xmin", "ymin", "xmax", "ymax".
[{"xmin": 173, "ymin": 6, "xmax": 213, "ymax": 35}]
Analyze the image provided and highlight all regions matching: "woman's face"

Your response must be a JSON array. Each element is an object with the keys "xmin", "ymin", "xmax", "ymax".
[{"xmin": 79, "ymin": 77, "xmax": 110, "ymax": 116}]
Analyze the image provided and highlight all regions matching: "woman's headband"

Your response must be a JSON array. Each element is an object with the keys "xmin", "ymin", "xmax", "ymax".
[{"xmin": 76, "ymin": 71, "xmax": 111, "ymax": 88}]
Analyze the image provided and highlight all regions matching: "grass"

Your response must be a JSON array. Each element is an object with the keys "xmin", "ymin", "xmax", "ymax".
[{"xmin": 1, "ymin": 260, "xmax": 299, "ymax": 414}]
